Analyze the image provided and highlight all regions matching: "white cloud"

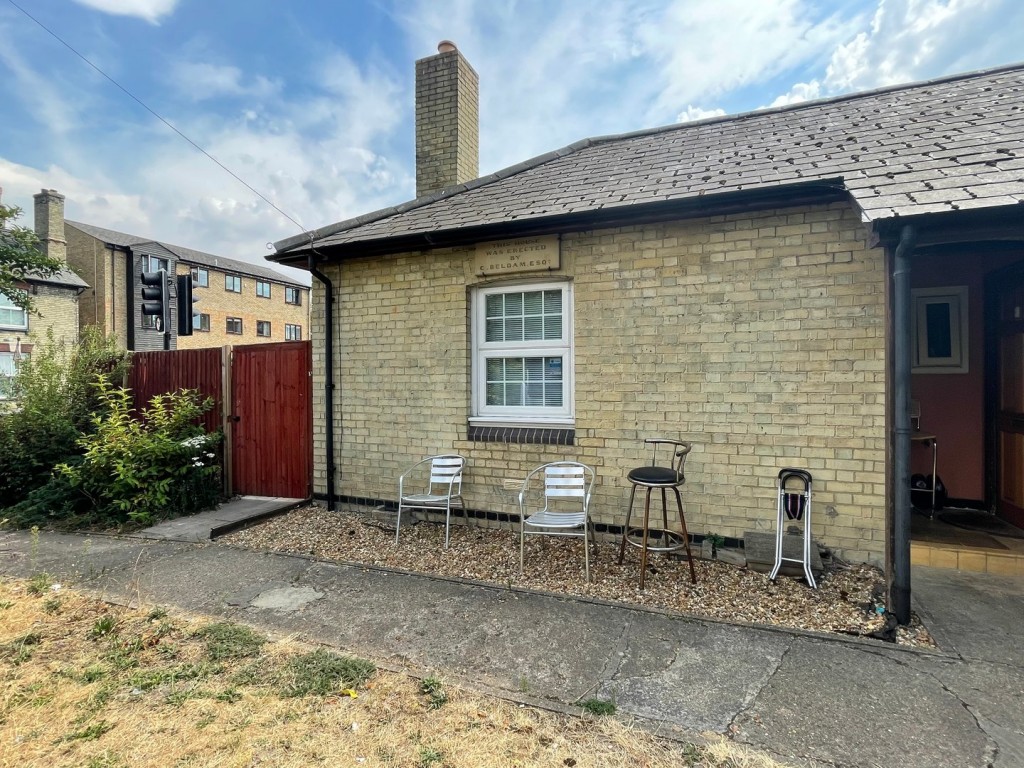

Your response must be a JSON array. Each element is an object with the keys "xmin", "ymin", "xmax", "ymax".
[
  {"xmin": 767, "ymin": 0, "xmax": 1024, "ymax": 104},
  {"xmin": 677, "ymin": 105, "xmax": 727, "ymax": 122},
  {"xmin": 71, "ymin": 0, "xmax": 179, "ymax": 24},
  {"xmin": 168, "ymin": 62, "xmax": 281, "ymax": 102},
  {"xmin": 767, "ymin": 81, "xmax": 822, "ymax": 107}
]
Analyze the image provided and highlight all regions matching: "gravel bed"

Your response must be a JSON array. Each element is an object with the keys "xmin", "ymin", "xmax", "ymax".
[{"xmin": 219, "ymin": 504, "xmax": 935, "ymax": 649}]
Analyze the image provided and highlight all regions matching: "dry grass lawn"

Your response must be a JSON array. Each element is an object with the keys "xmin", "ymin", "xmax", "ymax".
[{"xmin": 0, "ymin": 576, "xmax": 791, "ymax": 768}]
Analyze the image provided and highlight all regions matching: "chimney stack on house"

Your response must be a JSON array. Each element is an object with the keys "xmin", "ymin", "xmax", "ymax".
[
  {"xmin": 415, "ymin": 40, "xmax": 479, "ymax": 198},
  {"xmin": 33, "ymin": 188, "xmax": 68, "ymax": 263}
]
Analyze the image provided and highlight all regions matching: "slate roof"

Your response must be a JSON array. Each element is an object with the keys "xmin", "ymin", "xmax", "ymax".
[
  {"xmin": 67, "ymin": 220, "xmax": 306, "ymax": 288},
  {"xmin": 275, "ymin": 63, "xmax": 1024, "ymax": 260},
  {"xmin": 26, "ymin": 267, "xmax": 89, "ymax": 289}
]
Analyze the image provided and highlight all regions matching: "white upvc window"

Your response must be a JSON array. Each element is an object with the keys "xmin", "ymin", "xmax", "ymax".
[
  {"xmin": 0, "ymin": 292, "xmax": 28, "ymax": 330},
  {"xmin": 472, "ymin": 281, "xmax": 573, "ymax": 425}
]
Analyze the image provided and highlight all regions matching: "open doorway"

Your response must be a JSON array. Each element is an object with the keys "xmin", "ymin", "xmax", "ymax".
[{"xmin": 908, "ymin": 246, "xmax": 1024, "ymax": 573}]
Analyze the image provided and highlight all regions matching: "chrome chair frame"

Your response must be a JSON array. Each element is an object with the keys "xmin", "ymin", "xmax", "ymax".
[
  {"xmin": 518, "ymin": 461, "xmax": 596, "ymax": 582},
  {"xmin": 395, "ymin": 454, "xmax": 465, "ymax": 549}
]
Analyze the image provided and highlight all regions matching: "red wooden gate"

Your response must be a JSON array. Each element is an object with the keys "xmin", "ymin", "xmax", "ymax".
[
  {"xmin": 130, "ymin": 341, "xmax": 312, "ymax": 499},
  {"xmin": 230, "ymin": 341, "xmax": 312, "ymax": 498}
]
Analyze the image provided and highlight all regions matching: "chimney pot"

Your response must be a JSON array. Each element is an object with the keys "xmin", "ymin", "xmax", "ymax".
[{"xmin": 437, "ymin": 40, "xmax": 457, "ymax": 53}]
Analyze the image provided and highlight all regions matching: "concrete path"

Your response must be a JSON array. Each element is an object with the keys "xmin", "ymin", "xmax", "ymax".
[
  {"xmin": 0, "ymin": 528, "xmax": 1020, "ymax": 768},
  {"xmin": 129, "ymin": 495, "xmax": 304, "ymax": 542}
]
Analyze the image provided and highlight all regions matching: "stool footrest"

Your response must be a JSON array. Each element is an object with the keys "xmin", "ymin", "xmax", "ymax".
[{"xmin": 623, "ymin": 527, "xmax": 688, "ymax": 553}]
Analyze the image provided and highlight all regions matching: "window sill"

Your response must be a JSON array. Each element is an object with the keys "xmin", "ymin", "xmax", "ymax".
[{"xmin": 468, "ymin": 423, "xmax": 574, "ymax": 445}]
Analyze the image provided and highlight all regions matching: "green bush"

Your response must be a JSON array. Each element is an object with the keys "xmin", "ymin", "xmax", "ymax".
[
  {"xmin": 55, "ymin": 379, "xmax": 223, "ymax": 527},
  {"xmin": 0, "ymin": 328, "xmax": 129, "ymax": 506}
]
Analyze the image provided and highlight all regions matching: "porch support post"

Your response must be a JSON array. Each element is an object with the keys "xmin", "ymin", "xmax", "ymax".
[{"xmin": 892, "ymin": 224, "xmax": 917, "ymax": 625}]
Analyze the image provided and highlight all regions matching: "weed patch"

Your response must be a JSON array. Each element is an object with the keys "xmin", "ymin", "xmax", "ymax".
[
  {"xmin": 196, "ymin": 622, "xmax": 265, "ymax": 661},
  {"xmin": 420, "ymin": 677, "xmax": 448, "ymax": 710},
  {"xmin": 279, "ymin": 648, "xmax": 376, "ymax": 698}
]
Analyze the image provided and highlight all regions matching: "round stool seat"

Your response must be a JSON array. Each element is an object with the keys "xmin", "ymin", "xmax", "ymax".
[{"xmin": 627, "ymin": 466, "xmax": 681, "ymax": 486}]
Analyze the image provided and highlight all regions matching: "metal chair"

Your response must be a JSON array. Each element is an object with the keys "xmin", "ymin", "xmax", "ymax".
[
  {"xmin": 617, "ymin": 438, "xmax": 697, "ymax": 588},
  {"xmin": 519, "ymin": 462, "xmax": 596, "ymax": 582},
  {"xmin": 395, "ymin": 454, "xmax": 465, "ymax": 548}
]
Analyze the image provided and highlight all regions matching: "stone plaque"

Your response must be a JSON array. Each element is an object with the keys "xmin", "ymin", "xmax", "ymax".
[{"xmin": 473, "ymin": 235, "xmax": 560, "ymax": 276}]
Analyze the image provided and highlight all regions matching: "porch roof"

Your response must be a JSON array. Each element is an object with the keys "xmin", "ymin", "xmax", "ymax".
[{"xmin": 273, "ymin": 63, "xmax": 1024, "ymax": 264}]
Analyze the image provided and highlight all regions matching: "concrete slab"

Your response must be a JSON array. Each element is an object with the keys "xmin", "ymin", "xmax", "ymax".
[
  {"xmin": 733, "ymin": 638, "xmax": 995, "ymax": 768},
  {"xmin": 595, "ymin": 619, "xmax": 792, "ymax": 732},
  {"xmin": 912, "ymin": 566, "xmax": 1024, "ymax": 665},
  {"xmin": 130, "ymin": 496, "xmax": 304, "ymax": 542}
]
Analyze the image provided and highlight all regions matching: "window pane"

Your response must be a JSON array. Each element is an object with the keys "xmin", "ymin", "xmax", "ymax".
[
  {"xmin": 485, "ymin": 294, "xmax": 503, "ymax": 318},
  {"xmin": 543, "ymin": 290, "xmax": 562, "ymax": 314},
  {"xmin": 544, "ymin": 316, "xmax": 562, "ymax": 339},
  {"xmin": 545, "ymin": 382, "xmax": 562, "ymax": 407},
  {"xmin": 504, "ymin": 317, "xmax": 523, "ymax": 340},
  {"xmin": 486, "ymin": 358, "xmax": 503, "ymax": 379},
  {"xmin": 523, "ymin": 315, "xmax": 544, "ymax": 341},
  {"xmin": 524, "ymin": 383, "xmax": 544, "ymax": 406},
  {"xmin": 485, "ymin": 318, "xmax": 503, "ymax": 342},
  {"xmin": 486, "ymin": 383, "xmax": 504, "ymax": 405},
  {"xmin": 504, "ymin": 383, "xmax": 523, "ymax": 406},
  {"xmin": 525, "ymin": 358, "xmax": 544, "ymax": 380},
  {"xmin": 522, "ymin": 291, "xmax": 542, "ymax": 314},
  {"xmin": 505, "ymin": 358, "xmax": 523, "ymax": 379},
  {"xmin": 925, "ymin": 303, "xmax": 953, "ymax": 358}
]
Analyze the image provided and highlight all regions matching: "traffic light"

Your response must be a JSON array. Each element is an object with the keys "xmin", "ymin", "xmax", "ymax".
[
  {"xmin": 176, "ymin": 274, "xmax": 198, "ymax": 336},
  {"xmin": 140, "ymin": 269, "xmax": 168, "ymax": 331}
]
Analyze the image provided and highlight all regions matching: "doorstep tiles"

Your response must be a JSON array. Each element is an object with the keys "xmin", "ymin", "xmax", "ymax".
[{"xmin": 910, "ymin": 541, "xmax": 1024, "ymax": 575}]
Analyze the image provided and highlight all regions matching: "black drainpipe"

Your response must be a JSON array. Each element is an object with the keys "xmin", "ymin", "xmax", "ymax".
[
  {"xmin": 892, "ymin": 224, "xmax": 916, "ymax": 625},
  {"xmin": 308, "ymin": 253, "xmax": 336, "ymax": 510}
]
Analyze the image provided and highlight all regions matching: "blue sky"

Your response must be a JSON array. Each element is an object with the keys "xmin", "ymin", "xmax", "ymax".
[{"xmin": 0, "ymin": 0, "xmax": 1022, "ymax": 282}]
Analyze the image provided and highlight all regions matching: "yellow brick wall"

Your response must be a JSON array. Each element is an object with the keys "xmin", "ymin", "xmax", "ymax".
[
  {"xmin": 0, "ymin": 284, "xmax": 80, "ymax": 350},
  {"xmin": 65, "ymin": 229, "xmax": 130, "ymax": 348},
  {"xmin": 175, "ymin": 265, "xmax": 309, "ymax": 349},
  {"xmin": 310, "ymin": 201, "xmax": 888, "ymax": 564}
]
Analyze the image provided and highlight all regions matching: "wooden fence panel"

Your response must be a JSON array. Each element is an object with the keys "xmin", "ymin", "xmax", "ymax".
[
  {"xmin": 230, "ymin": 341, "xmax": 312, "ymax": 499},
  {"xmin": 128, "ymin": 347, "xmax": 224, "ymax": 435}
]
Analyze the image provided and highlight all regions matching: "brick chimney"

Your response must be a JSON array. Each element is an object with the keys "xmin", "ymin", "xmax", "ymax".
[
  {"xmin": 33, "ymin": 189, "xmax": 67, "ymax": 263},
  {"xmin": 415, "ymin": 40, "xmax": 479, "ymax": 198}
]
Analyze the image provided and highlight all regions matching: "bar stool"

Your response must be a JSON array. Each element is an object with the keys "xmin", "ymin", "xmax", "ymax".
[{"xmin": 617, "ymin": 438, "xmax": 697, "ymax": 588}]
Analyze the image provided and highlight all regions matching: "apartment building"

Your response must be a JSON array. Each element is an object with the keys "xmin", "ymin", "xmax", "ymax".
[{"xmin": 48, "ymin": 194, "xmax": 308, "ymax": 350}]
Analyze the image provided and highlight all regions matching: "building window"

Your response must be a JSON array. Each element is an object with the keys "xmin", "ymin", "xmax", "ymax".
[
  {"xmin": 142, "ymin": 254, "xmax": 168, "ymax": 274},
  {"xmin": 0, "ymin": 351, "xmax": 24, "ymax": 399},
  {"xmin": 912, "ymin": 286, "xmax": 969, "ymax": 374},
  {"xmin": 257, "ymin": 320, "xmax": 272, "ymax": 337},
  {"xmin": 196, "ymin": 313, "xmax": 211, "ymax": 332},
  {"xmin": 191, "ymin": 268, "xmax": 209, "ymax": 288},
  {"xmin": 472, "ymin": 282, "xmax": 573, "ymax": 424},
  {"xmin": 0, "ymin": 292, "xmax": 28, "ymax": 330},
  {"xmin": 285, "ymin": 323, "xmax": 302, "ymax": 341},
  {"xmin": 225, "ymin": 275, "xmax": 242, "ymax": 293},
  {"xmin": 285, "ymin": 287, "xmax": 302, "ymax": 305},
  {"xmin": 226, "ymin": 317, "xmax": 243, "ymax": 335},
  {"xmin": 256, "ymin": 280, "xmax": 271, "ymax": 298}
]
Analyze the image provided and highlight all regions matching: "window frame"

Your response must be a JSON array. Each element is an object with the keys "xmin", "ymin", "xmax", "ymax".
[
  {"xmin": 256, "ymin": 320, "xmax": 272, "ymax": 337},
  {"xmin": 226, "ymin": 317, "xmax": 243, "ymax": 335},
  {"xmin": 471, "ymin": 280, "xmax": 574, "ymax": 426},
  {"xmin": 225, "ymin": 275, "xmax": 242, "ymax": 293},
  {"xmin": 285, "ymin": 323, "xmax": 302, "ymax": 341},
  {"xmin": 256, "ymin": 280, "xmax": 272, "ymax": 298},
  {"xmin": 911, "ymin": 286, "xmax": 969, "ymax": 374},
  {"xmin": 196, "ymin": 313, "xmax": 211, "ymax": 332},
  {"xmin": 0, "ymin": 292, "xmax": 28, "ymax": 330},
  {"xmin": 191, "ymin": 268, "xmax": 209, "ymax": 288},
  {"xmin": 285, "ymin": 287, "xmax": 302, "ymax": 305},
  {"xmin": 0, "ymin": 350, "xmax": 24, "ymax": 400}
]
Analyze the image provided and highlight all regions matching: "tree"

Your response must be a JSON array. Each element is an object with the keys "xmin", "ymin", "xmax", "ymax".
[{"xmin": 0, "ymin": 203, "xmax": 64, "ymax": 312}]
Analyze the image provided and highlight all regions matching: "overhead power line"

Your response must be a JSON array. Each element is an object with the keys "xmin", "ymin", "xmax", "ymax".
[{"xmin": 6, "ymin": 0, "xmax": 311, "ymax": 240}]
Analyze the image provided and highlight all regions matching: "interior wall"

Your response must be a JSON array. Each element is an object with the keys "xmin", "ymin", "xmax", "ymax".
[{"xmin": 911, "ymin": 248, "xmax": 1024, "ymax": 502}]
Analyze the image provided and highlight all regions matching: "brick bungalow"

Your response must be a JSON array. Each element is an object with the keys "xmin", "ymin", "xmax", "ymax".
[{"xmin": 271, "ymin": 45, "xmax": 1024, "ymax": 616}]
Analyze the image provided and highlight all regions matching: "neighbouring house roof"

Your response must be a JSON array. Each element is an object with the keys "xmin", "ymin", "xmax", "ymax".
[
  {"xmin": 67, "ymin": 220, "xmax": 308, "ymax": 288},
  {"xmin": 26, "ymin": 267, "xmax": 89, "ymax": 290},
  {"xmin": 273, "ymin": 63, "xmax": 1024, "ymax": 263}
]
